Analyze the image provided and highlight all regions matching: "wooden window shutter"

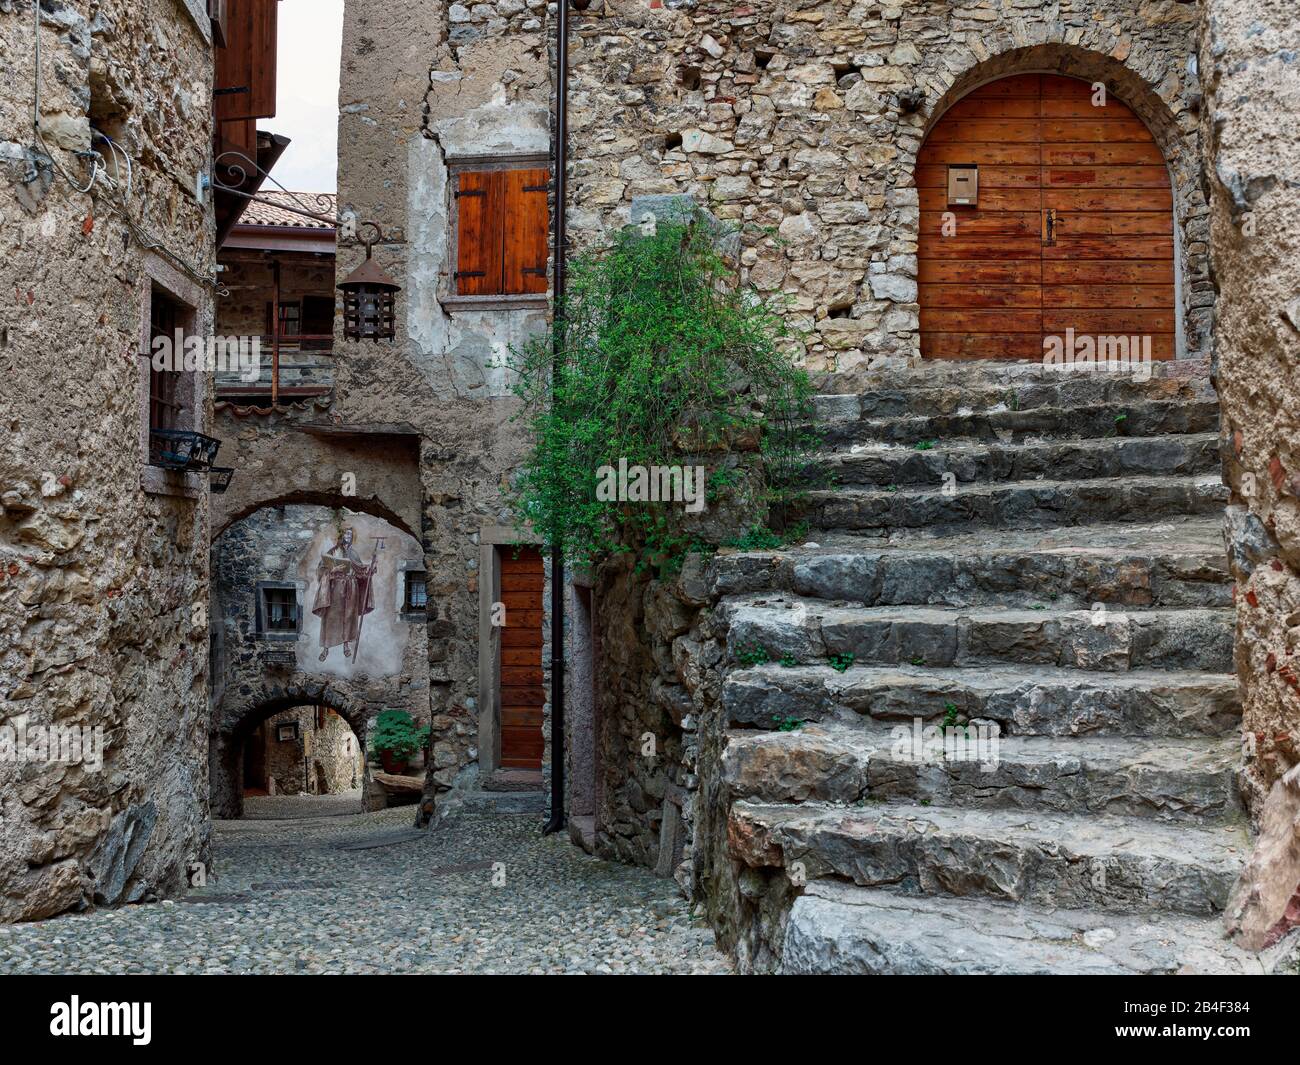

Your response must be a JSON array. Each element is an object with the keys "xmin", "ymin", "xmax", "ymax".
[
  {"xmin": 502, "ymin": 169, "xmax": 550, "ymax": 295},
  {"xmin": 455, "ymin": 171, "xmax": 505, "ymax": 296},
  {"xmin": 214, "ymin": 0, "xmax": 279, "ymax": 122}
]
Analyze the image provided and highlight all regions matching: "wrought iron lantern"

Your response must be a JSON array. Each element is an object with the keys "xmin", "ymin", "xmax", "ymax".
[
  {"xmin": 339, "ymin": 225, "xmax": 400, "ymax": 342},
  {"xmin": 211, "ymin": 151, "xmax": 399, "ymax": 343}
]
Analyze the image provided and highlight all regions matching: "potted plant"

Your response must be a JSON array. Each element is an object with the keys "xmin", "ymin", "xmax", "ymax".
[{"xmin": 369, "ymin": 709, "xmax": 430, "ymax": 775}]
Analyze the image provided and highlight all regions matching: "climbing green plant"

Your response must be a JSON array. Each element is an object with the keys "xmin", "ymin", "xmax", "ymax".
[{"xmin": 508, "ymin": 212, "xmax": 818, "ymax": 572}]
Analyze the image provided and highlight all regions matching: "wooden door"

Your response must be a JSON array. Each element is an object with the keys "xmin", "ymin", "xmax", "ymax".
[
  {"xmin": 918, "ymin": 74, "xmax": 1175, "ymax": 361},
  {"xmin": 498, "ymin": 547, "xmax": 545, "ymax": 770}
]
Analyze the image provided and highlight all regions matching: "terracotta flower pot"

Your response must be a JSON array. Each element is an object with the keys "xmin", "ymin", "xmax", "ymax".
[{"xmin": 379, "ymin": 750, "xmax": 409, "ymax": 775}]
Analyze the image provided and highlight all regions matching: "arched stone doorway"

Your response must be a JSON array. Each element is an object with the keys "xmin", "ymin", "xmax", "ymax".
[
  {"xmin": 917, "ymin": 71, "xmax": 1177, "ymax": 361},
  {"xmin": 211, "ymin": 684, "xmax": 375, "ymax": 820},
  {"xmin": 241, "ymin": 705, "xmax": 364, "ymax": 807}
]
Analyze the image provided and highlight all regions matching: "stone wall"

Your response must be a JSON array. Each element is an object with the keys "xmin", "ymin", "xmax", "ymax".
[
  {"xmin": 313, "ymin": 706, "xmax": 364, "ymax": 792},
  {"xmin": 209, "ymin": 503, "xmax": 428, "ymax": 816},
  {"xmin": 581, "ymin": 557, "xmax": 709, "ymax": 882},
  {"xmin": 261, "ymin": 709, "xmax": 310, "ymax": 795},
  {"xmin": 567, "ymin": 0, "xmax": 1209, "ymax": 374},
  {"xmin": 0, "ymin": 0, "xmax": 215, "ymax": 921},
  {"xmin": 1201, "ymin": 0, "xmax": 1300, "ymax": 949},
  {"xmin": 584, "ymin": 550, "xmax": 761, "ymax": 953},
  {"xmin": 1202, "ymin": 0, "xmax": 1300, "ymax": 812}
]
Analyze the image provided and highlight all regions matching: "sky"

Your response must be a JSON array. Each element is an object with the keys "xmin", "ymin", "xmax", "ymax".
[{"xmin": 259, "ymin": 0, "xmax": 344, "ymax": 194}]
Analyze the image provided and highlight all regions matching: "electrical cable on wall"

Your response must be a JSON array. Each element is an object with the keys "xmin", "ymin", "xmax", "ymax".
[{"xmin": 30, "ymin": 0, "xmax": 222, "ymax": 294}]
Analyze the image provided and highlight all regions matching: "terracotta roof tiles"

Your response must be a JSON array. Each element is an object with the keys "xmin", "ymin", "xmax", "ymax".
[{"xmin": 237, "ymin": 191, "xmax": 337, "ymax": 230}]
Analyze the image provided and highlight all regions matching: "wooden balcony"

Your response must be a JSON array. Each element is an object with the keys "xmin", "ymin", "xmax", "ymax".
[{"xmin": 214, "ymin": 333, "xmax": 334, "ymax": 406}]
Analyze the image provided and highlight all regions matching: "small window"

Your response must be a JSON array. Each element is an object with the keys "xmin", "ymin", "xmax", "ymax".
[
  {"xmin": 273, "ymin": 300, "xmax": 301, "ymax": 338},
  {"xmin": 404, "ymin": 571, "xmax": 428, "ymax": 613},
  {"xmin": 149, "ymin": 290, "xmax": 185, "ymax": 436},
  {"xmin": 453, "ymin": 165, "xmax": 550, "ymax": 297},
  {"xmin": 139, "ymin": 257, "xmax": 206, "ymax": 497},
  {"xmin": 260, "ymin": 585, "xmax": 299, "ymax": 633}
]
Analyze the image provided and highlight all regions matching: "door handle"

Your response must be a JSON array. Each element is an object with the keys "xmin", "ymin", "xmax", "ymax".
[{"xmin": 1043, "ymin": 208, "xmax": 1057, "ymax": 246}]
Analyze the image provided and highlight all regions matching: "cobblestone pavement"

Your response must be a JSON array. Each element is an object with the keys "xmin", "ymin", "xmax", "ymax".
[{"xmin": 0, "ymin": 804, "xmax": 732, "ymax": 974}]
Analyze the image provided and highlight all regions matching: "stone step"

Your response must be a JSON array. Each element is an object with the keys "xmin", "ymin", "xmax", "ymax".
[
  {"xmin": 805, "ymin": 474, "xmax": 1228, "ymax": 532},
  {"xmin": 819, "ymin": 400, "xmax": 1221, "ymax": 448},
  {"xmin": 778, "ymin": 882, "xmax": 1293, "ymax": 975},
  {"xmin": 710, "ymin": 519, "xmax": 1231, "ymax": 609},
  {"xmin": 727, "ymin": 800, "xmax": 1248, "ymax": 916},
  {"xmin": 821, "ymin": 432, "xmax": 1218, "ymax": 488},
  {"xmin": 720, "ymin": 663, "xmax": 1240, "ymax": 737},
  {"xmin": 813, "ymin": 355, "xmax": 1211, "ymax": 392},
  {"xmin": 811, "ymin": 369, "xmax": 1212, "ymax": 424},
  {"xmin": 726, "ymin": 600, "xmax": 1233, "ymax": 673},
  {"xmin": 722, "ymin": 724, "xmax": 1242, "ymax": 822}
]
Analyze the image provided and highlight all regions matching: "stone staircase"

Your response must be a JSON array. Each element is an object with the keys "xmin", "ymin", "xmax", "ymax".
[{"xmin": 710, "ymin": 361, "xmax": 1286, "ymax": 973}]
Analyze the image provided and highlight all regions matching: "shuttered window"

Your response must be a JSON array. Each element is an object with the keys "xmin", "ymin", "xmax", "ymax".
[{"xmin": 454, "ymin": 167, "xmax": 550, "ymax": 297}]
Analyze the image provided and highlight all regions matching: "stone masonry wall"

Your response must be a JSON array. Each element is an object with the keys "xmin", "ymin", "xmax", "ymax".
[
  {"xmin": 587, "ymin": 550, "xmax": 764, "ymax": 955},
  {"xmin": 567, "ymin": 0, "xmax": 1209, "ymax": 374},
  {"xmin": 588, "ymin": 558, "xmax": 696, "ymax": 876},
  {"xmin": 0, "ymin": 0, "xmax": 215, "ymax": 921},
  {"xmin": 1201, "ymin": 5, "xmax": 1300, "ymax": 958},
  {"xmin": 1202, "ymin": 0, "xmax": 1300, "ymax": 813}
]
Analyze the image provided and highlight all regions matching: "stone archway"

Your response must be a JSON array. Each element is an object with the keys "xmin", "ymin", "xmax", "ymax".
[
  {"xmin": 209, "ymin": 499, "xmax": 432, "ymax": 819},
  {"xmin": 211, "ymin": 682, "xmax": 377, "ymax": 820},
  {"xmin": 905, "ymin": 43, "xmax": 1209, "ymax": 361},
  {"xmin": 213, "ymin": 489, "xmax": 419, "ymax": 542}
]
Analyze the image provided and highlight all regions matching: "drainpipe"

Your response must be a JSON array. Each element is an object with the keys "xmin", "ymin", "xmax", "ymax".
[{"xmin": 542, "ymin": 0, "xmax": 571, "ymax": 836}]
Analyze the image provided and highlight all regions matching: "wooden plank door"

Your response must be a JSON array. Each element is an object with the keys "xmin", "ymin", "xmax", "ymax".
[
  {"xmin": 498, "ymin": 547, "xmax": 544, "ymax": 770},
  {"xmin": 918, "ymin": 74, "xmax": 1175, "ymax": 361}
]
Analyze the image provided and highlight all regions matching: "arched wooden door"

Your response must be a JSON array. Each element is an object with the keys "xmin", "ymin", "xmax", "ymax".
[{"xmin": 917, "ymin": 73, "xmax": 1175, "ymax": 361}]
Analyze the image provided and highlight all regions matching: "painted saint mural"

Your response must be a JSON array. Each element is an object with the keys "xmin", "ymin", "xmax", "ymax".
[
  {"xmin": 312, "ymin": 526, "xmax": 381, "ymax": 663},
  {"xmin": 283, "ymin": 508, "xmax": 418, "ymax": 680}
]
